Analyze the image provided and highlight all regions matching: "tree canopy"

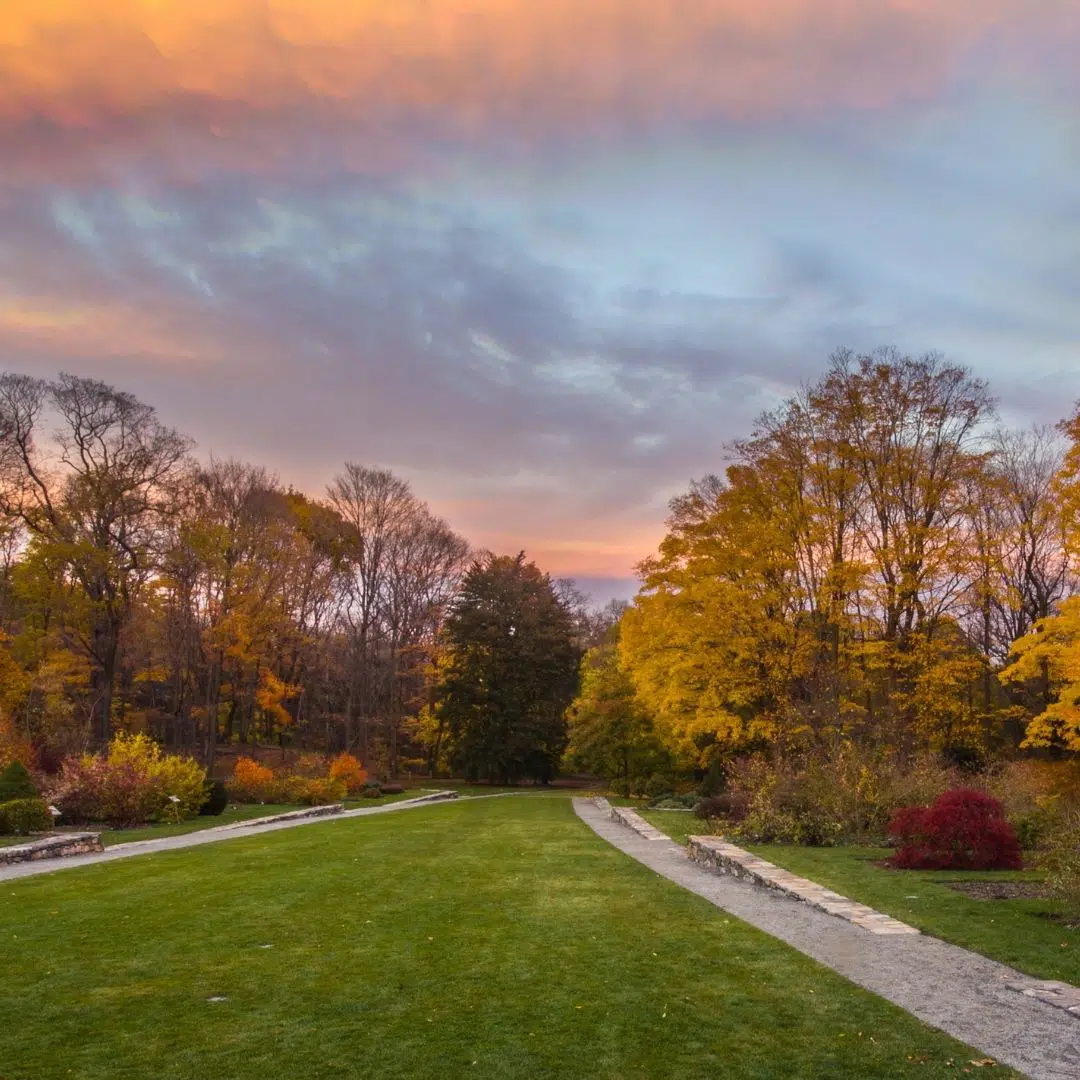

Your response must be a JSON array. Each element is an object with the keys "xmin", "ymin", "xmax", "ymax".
[
  {"xmin": 619, "ymin": 348, "xmax": 1076, "ymax": 767},
  {"xmin": 435, "ymin": 552, "xmax": 581, "ymax": 784}
]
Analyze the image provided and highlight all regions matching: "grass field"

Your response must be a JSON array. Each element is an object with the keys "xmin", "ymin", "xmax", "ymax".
[
  {"xmin": 640, "ymin": 810, "xmax": 1079, "ymax": 985},
  {"xmin": 1, "ymin": 797, "xmax": 1010, "ymax": 1079},
  {"xmin": 2, "ymin": 788, "xmax": 452, "ymax": 850}
]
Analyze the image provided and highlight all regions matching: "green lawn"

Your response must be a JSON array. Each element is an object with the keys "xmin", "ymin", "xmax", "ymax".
[
  {"xmin": 99, "ymin": 803, "xmax": 309, "ymax": 845},
  {"xmin": 0, "ymin": 791, "xmax": 432, "ymax": 850},
  {"xmin": 101, "ymin": 790, "xmax": 429, "ymax": 846},
  {"xmin": 0, "ymin": 798, "xmax": 1008, "ymax": 1079},
  {"xmin": 639, "ymin": 811, "xmax": 1079, "ymax": 985}
]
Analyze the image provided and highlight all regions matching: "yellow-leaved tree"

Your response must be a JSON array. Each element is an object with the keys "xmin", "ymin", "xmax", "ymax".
[
  {"xmin": 1001, "ymin": 404, "xmax": 1080, "ymax": 749},
  {"xmin": 1003, "ymin": 598, "xmax": 1080, "ymax": 749},
  {"xmin": 620, "ymin": 465, "xmax": 810, "ymax": 768}
]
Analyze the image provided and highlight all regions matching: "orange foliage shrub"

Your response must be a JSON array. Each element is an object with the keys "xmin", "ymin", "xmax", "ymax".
[
  {"xmin": 0, "ymin": 715, "xmax": 35, "ymax": 772},
  {"xmin": 294, "ymin": 752, "xmax": 329, "ymax": 777},
  {"xmin": 286, "ymin": 776, "xmax": 347, "ymax": 806},
  {"xmin": 328, "ymin": 752, "xmax": 368, "ymax": 794},
  {"xmin": 229, "ymin": 756, "xmax": 277, "ymax": 803}
]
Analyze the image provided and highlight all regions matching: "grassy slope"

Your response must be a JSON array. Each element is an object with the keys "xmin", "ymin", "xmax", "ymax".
[
  {"xmin": 0, "ymin": 798, "xmax": 1008, "ymax": 1080},
  {"xmin": 640, "ymin": 811, "xmax": 1079, "ymax": 985}
]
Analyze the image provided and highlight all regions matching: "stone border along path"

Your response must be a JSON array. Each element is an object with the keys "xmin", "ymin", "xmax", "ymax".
[
  {"xmin": 689, "ymin": 836, "xmax": 918, "ymax": 935},
  {"xmin": 609, "ymin": 804, "xmax": 913, "ymax": 933},
  {"xmin": 574, "ymin": 796, "xmax": 1080, "ymax": 1080},
  {"xmin": 223, "ymin": 803, "xmax": 345, "ymax": 829},
  {"xmin": 0, "ymin": 790, "xmax": 460, "ymax": 883},
  {"xmin": 0, "ymin": 832, "xmax": 104, "ymax": 865}
]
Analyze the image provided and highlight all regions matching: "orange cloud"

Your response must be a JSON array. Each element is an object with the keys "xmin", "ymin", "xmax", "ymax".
[
  {"xmin": 1, "ymin": 1, "xmax": 1074, "ymax": 183},
  {"xmin": 0, "ymin": 294, "xmax": 228, "ymax": 368}
]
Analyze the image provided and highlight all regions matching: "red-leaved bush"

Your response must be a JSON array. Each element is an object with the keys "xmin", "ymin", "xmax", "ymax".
[
  {"xmin": 48, "ymin": 734, "xmax": 208, "ymax": 827},
  {"xmin": 888, "ymin": 788, "xmax": 1022, "ymax": 870}
]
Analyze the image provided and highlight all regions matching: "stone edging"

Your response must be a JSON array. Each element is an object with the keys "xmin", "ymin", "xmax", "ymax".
[
  {"xmin": 0, "ymin": 832, "xmax": 104, "ymax": 865},
  {"xmin": 224, "ymin": 791, "xmax": 460, "ymax": 830},
  {"xmin": 348, "ymin": 790, "xmax": 460, "ymax": 812},
  {"xmin": 606, "ymin": 803, "xmax": 676, "ymax": 841},
  {"xmin": 1006, "ymin": 978, "xmax": 1080, "ymax": 1018},
  {"xmin": 225, "ymin": 803, "xmax": 345, "ymax": 829},
  {"xmin": 407, "ymin": 790, "xmax": 460, "ymax": 804},
  {"xmin": 688, "ymin": 836, "xmax": 919, "ymax": 936}
]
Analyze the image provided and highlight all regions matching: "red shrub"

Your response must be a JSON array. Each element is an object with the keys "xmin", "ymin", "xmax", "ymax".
[
  {"xmin": 52, "ymin": 754, "xmax": 158, "ymax": 827},
  {"xmin": 888, "ymin": 788, "xmax": 1022, "ymax": 871}
]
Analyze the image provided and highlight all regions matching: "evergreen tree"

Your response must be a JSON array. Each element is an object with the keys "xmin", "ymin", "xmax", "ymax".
[
  {"xmin": 437, "ymin": 553, "xmax": 581, "ymax": 784},
  {"xmin": 0, "ymin": 759, "xmax": 38, "ymax": 802}
]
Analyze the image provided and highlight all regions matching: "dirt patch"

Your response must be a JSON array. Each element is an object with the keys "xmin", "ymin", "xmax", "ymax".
[
  {"xmin": 946, "ymin": 880, "xmax": 1050, "ymax": 901},
  {"xmin": 1039, "ymin": 912, "xmax": 1080, "ymax": 929}
]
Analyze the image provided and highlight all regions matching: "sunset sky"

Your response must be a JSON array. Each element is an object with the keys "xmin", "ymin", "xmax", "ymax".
[{"xmin": 2, "ymin": 2, "xmax": 1078, "ymax": 601}]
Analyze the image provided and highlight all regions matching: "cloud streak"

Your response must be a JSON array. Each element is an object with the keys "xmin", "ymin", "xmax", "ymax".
[
  {"xmin": 1, "ymin": 2, "xmax": 1078, "ymax": 594},
  {"xmin": 2, "ymin": 1, "xmax": 1078, "ymax": 184}
]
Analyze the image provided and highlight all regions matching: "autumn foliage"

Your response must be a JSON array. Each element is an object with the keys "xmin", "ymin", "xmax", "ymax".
[
  {"xmin": 51, "ymin": 733, "xmax": 208, "ymax": 827},
  {"xmin": 888, "ymin": 789, "xmax": 1023, "ymax": 871},
  {"xmin": 227, "ymin": 755, "xmax": 348, "ymax": 805},
  {"xmin": 228, "ymin": 756, "xmax": 277, "ymax": 802},
  {"xmin": 328, "ymin": 752, "xmax": 368, "ymax": 793}
]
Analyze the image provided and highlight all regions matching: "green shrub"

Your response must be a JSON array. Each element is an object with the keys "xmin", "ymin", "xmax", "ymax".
[
  {"xmin": 647, "ymin": 793, "xmax": 697, "ymax": 810},
  {"xmin": 1013, "ymin": 806, "xmax": 1056, "ymax": 851},
  {"xmin": 1038, "ymin": 809, "xmax": 1080, "ymax": 916},
  {"xmin": 641, "ymin": 774, "xmax": 675, "ymax": 800},
  {"xmin": 361, "ymin": 782, "xmax": 384, "ymax": 799},
  {"xmin": 734, "ymin": 803, "xmax": 843, "ymax": 847},
  {"xmin": 199, "ymin": 779, "xmax": 229, "ymax": 816},
  {"xmin": 0, "ymin": 760, "xmax": 38, "ymax": 802},
  {"xmin": 0, "ymin": 797, "xmax": 53, "ymax": 835}
]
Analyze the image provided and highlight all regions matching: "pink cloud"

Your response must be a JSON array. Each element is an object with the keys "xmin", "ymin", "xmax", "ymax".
[{"xmin": 1, "ymin": 1, "xmax": 1076, "ymax": 185}]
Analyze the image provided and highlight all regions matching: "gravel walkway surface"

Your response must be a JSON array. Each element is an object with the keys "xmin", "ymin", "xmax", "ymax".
[
  {"xmin": 0, "ymin": 791, "xmax": 459, "ymax": 883},
  {"xmin": 574, "ymin": 797, "xmax": 1080, "ymax": 1080}
]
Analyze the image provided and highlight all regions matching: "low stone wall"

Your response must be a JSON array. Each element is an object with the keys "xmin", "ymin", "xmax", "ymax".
[
  {"xmin": 225, "ymin": 790, "xmax": 460, "ymax": 830},
  {"xmin": 688, "ymin": 835, "xmax": 918, "ymax": 936},
  {"xmin": 386, "ymin": 791, "xmax": 459, "ymax": 807},
  {"xmin": 608, "ymin": 804, "xmax": 671, "ymax": 841},
  {"xmin": 226, "ymin": 804, "xmax": 345, "ymax": 829},
  {"xmin": 0, "ymin": 832, "xmax": 104, "ymax": 865}
]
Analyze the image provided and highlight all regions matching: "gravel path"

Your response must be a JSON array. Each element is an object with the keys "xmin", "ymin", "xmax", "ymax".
[
  {"xmin": 574, "ymin": 797, "xmax": 1080, "ymax": 1080},
  {"xmin": 0, "ymin": 792, "xmax": 459, "ymax": 883}
]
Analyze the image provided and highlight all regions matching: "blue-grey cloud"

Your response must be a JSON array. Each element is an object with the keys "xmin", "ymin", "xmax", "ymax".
[{"xmin": 2, "ymin": 6, "xmax": 1079, "ymax": 579}]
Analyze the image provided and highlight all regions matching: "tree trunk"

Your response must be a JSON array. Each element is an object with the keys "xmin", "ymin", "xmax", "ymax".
[
  {"xmin": 90, "ymin": 614, "xmax": 118, "ymax": 745},
  {"xmin": 203, "ymin": 648, "xmax": 223, "ymax": 773}
]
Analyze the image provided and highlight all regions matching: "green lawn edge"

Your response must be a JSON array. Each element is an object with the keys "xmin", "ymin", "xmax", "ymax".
[
  {"xmin": 640, "ymin": 810, "xmax": 1080, "ymax": 985},
  {"xmin": 0, "ymin": 797, "xmax": 1009, "ymax": 1079}
]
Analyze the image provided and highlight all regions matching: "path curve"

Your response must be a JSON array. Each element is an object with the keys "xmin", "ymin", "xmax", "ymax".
[
  {"xmin": 0, "ymin": 792, "xmax": 459, "ymax": 883},
  {"xmin": 574, "ymin": 797, "xmax": 1080, "ymax": 1080}
]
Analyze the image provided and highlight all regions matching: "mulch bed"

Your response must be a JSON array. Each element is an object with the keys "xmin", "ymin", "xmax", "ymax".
[{"xmin": 946, "ymin": 880, "xmax": 1050, "ymax": 901}]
